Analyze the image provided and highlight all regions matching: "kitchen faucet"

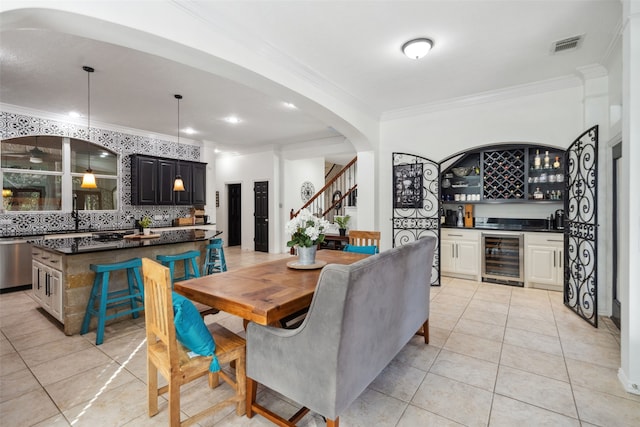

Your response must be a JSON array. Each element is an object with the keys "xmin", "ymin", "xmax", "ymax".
[{"xmin": 71, "ymin": 193, "xmax": 80, "ymax": 231}]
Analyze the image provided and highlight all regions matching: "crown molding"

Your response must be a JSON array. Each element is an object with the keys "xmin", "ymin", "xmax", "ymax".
[{"xmin": 380, "ymin": 74, "xmax": 584, "ymax": 121}]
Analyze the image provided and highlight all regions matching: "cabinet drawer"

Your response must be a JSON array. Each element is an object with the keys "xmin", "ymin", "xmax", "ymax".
[
  {"xmin": 441, "ymin": 229, "xmax": 479, "ymax": 242},
  {"xmin": 32, "ymin": 249, "xmax": 63, "ymax": 270}
]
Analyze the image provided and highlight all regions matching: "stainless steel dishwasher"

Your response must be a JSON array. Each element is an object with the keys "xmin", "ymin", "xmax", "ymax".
[{"xmin": 0, "ymin": 238, "xmax": 37, "ymax": 290}]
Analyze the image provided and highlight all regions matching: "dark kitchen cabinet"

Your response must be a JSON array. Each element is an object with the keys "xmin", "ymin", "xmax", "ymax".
[
  {"xmin": 131, "ymin": 154, "xmax": 206, "ymax": 206},
  {"xmin": 192, "ymin": 162, "xmax": 207, "ymax": 206},
  {"xmin": 175, "ymin": 162, "xmax": 192, "ymax": 205},
  {"xmin": 131, "ymin": 155, "xmax": 158, "ymax": 205}
]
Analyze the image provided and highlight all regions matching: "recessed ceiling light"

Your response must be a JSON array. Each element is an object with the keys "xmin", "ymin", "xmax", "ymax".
[
  {"xmin": 224, "ymin": 116, "xmax": 241, "ymax": 124},
  {"xmin": 69, "ymin": 111, "xmax": 82, "ymax": 118},
  {"xmin": 402, "ymin": 38, "xmax": 433, "ymax": 59},
  {"xmin": 284, "ymin": 102, "xmax": 297, "ymax": 109},
  {"xmin": 184, "ymin": 127, "xmax": 196, "ymax": 135},
  {"xmin": 214, "ymin": 148, "xmax": 221, "ymax": 153}
]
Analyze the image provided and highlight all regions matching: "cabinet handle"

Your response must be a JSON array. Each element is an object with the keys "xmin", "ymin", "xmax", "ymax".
[
  {"xmin": 553, "ymin": 250, "xmax": 556, "ymax": 267},
  {"xmin": 456, "ymin": 244, "xmax": 459, "ymax": 258},
  {"xmin": 559, "ymin": 250, "xmax": 562, "ymax": 269},
  {"xmin": 452, "ymin": 244, "xmax": 455, "ymax": 258},
  {"xmin": 45, "ymin": 273, "xmax": 49, "ymax": 296},
  {"xmin": 448, "ymin": 234, "xmax": 463, "ymax": 237},
  {"xmin": 37, "ymin": 270, "xmax": 41, "ymax": 290},
  {"xmin": 50, "ymin": 259, "xmax": 59, "ymax": 264}
]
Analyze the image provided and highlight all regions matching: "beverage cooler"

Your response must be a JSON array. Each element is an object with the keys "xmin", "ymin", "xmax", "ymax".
[{"xmin": 481, "ymin": 233, "xmax": 524, "ymax": 286}]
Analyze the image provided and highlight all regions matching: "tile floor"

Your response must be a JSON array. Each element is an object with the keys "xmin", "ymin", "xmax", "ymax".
[{"xmin": 1, "ymin": 247, "xmax": 639, "ymax": 426}]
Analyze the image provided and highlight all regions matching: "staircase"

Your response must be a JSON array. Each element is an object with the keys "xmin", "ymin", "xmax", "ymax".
[{"xmin": 290, "ymin": 156, "xmax": 357, "ymax": 223}]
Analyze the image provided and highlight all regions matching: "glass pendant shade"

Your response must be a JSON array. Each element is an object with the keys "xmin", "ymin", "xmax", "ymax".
[
  {"xmin": 81, "ymin": 169, "xmax": 97, "ymax": 188},
  {"xmin": 173, "ymin": 175, "xmax": 185, "ymax": 192},
  {"xmin": 30, "ymin": 155, "xmax": 43, "ymax": 164}
]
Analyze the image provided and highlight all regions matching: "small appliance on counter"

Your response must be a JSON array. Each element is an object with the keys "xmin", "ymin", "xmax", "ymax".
[
  {"xmin": 554, "ymin": 209, "xmax": 565, "ymax": 230},
  {"xmin": 456, "ymin": 206, "xmax": 464, "ymax": 227}
]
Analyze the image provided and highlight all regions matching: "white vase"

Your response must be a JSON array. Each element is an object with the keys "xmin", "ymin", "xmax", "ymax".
[
  {"xmin": 143, "ymin": 228, "xmax": 151, "ymax": 236},
  {"xmin": 297, "ymin": 245, "xmax": 317, "ymax": 265}
]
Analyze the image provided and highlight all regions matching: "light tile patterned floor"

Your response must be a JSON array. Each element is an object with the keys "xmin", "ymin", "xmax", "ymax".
[{"xmin": 1, "ymin": 247, "xmax": 638, "ymax": 426}]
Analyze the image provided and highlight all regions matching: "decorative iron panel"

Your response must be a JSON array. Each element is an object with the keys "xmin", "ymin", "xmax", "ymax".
[
  {"xmin": 392, "ymin": 153, "xmax": 440, "ymax": 286},
  {"xmin": 564, "ymin": 126, "xmax": 598, "ymax": 327}
]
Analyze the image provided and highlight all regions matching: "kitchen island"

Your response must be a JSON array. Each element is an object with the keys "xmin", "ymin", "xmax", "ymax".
[{"xmin": 31, "ymin": 229, "xmax": 219, "ymax": 335}]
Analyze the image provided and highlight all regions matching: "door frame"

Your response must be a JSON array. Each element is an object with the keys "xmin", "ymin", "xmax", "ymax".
[{"xmin": 611, "ymin": 141, "xmax": 622, "ymax": 328}]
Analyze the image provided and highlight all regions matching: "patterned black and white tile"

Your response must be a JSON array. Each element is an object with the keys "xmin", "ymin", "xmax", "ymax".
[{"xmin": 1, "ymin": 111, "xmax": 200, "ymax": 236}]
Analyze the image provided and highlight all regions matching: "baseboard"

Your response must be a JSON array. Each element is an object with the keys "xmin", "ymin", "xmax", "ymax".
[{"xmin": 617, "ymin": 368, "xmax": 640, "ymax": 395}]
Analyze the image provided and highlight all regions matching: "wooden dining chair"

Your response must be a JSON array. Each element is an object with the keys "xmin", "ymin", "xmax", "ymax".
[
  {"xmin": 348, "ymin": 230, "xmax": 381, "ymax": 250},
  {"xmin": 141, "ymin": 258, "xmax": 246, "ymax": 427}
]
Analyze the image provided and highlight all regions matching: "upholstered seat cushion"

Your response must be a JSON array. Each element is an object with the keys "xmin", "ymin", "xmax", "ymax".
[
  {"xmin": 343, "ymin": 244, "xmax": 378, "ymax": 254},
  {"xmin": 172, "ymin": 292, "xmax": 220, "ymax": 372}
]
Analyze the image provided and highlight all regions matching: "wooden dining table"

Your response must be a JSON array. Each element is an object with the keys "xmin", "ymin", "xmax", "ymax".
[{"xmin": 174, "ymin": 250, "xmax": 369, "ymax": 326}]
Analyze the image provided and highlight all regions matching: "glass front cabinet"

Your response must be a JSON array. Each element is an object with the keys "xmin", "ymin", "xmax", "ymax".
[{"xmin": 441, "ymin": 145, "xmax": 565, "ymax": 205}]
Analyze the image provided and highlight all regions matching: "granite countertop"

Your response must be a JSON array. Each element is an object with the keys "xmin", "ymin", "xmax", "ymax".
[
  {"xmin": 32, "ymin": 229, "xmax": 220, "ymax": 255},
  {"xmin": 441, "ymin": 224, "xmax": 563, "ymax": 233}
]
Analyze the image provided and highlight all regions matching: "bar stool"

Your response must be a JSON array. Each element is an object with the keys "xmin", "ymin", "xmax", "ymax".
[
  {"xmin": 203, "ymin": 238, "xmax": 227, "ymax": 275},
  {"xmin": 156, "ymin": 250, "xmax": 201, "ymax": 284},
  {"xmin": 81, "ymin": 258, "xmax": 144, "ymax": 345}
]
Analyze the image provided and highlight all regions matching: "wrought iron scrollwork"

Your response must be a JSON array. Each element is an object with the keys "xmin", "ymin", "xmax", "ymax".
[
  {"xmin": 392, "ymin": 152, "xmax": 440, "ymax": 286},
  {"xmin": 564, "ymin": 126, "xmax": 598, "ymax": 327}
]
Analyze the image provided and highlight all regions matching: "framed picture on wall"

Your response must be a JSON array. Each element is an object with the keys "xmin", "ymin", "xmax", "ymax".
[{"xmin": 393, "ymin": 163, "xmax": 423, "ymax": 208}]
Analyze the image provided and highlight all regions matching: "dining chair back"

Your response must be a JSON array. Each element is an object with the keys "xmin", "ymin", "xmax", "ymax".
[
  {"xmin": 141, "ymin": 257, "xmax": 246, "ymax": 426},
  {"xmin": 348, "ymin": 230, "xmax": 381, "ymax": 251}
]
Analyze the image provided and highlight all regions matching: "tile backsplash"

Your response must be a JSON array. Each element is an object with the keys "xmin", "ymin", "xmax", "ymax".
[{"xmin": 0, "ymin": 111, "xmax": 201, "ymax": 236}]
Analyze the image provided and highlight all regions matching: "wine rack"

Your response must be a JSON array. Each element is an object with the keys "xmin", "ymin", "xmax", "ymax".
[{"xmin": 482, "ymin": 149, "xmax": 525, "ymax": 200}]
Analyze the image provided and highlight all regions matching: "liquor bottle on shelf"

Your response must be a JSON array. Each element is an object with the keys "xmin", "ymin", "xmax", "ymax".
[
  {"xmin": 544, "ymin": 151, "xmax": 550, "ymax": 169},
  {"xmin": 534, "ymin": 187, "xmax": 543, "ymax": 200},
  {"xmin": 534, "ymin": 149, "xmax": 541, "ymax": 169},
  {"xmin": 553, "ymin": 156, "xmax": 561, "ymax": 169}
]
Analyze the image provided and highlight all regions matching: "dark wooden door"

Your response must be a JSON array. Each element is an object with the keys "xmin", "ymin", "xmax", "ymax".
[
  {"xmin": 254, "ymin": 181, "xmax": 269, "ymax": 252},
  {"xmin": 175, "ymin": 162, "xmax": 192, "ymax": 205},
  {"xmin": 192, "ymin": 163, "xmax": 207, "ymax": 206},
  {"xmin": 158, "ymin": 159, "xmax": 175, "ymax": 204},
  {"xmin": 228, "ymin": 184, "xmax": 242, "ymax": 246}
]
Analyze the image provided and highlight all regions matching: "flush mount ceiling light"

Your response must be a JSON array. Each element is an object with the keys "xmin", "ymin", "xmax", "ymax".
[
  {"xmin": 224, "ymin": 116, "xmax": 241, "ymax": 124},
  {"xmin": 173, "ymin": 94, "xmax": 186, "ymax": 192},
  {"xmin": 402, "ymin": 38, "xmax": 433, "ymax": 59},
  {"xmin": 80, "ymin": 66, "xmax": 97, "ymax": 189}
]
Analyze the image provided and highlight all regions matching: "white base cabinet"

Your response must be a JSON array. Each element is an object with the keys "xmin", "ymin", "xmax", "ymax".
[
  {"xmin": 32, "ymin": 250, "xmax": 64, "ymax": 323},
  {"xmin": 441, "ymin": 229, "xmax": 480, "ymax": 281},
  {"xmin": 525, "ymin": 233, "xmax": 563, "ymax": 292}
]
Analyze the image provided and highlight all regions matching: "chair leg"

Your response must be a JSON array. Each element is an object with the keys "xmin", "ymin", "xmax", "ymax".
[
  {"xmin": 81, "ymin": 272, "xmax": 100, "ymax": 335},
  {"xmin": 327, "ymin": 417, "xmax": 339, "ymax": 427},
  {"xmin": 126, "ymin": 268, "xmax": 140, "ymax": 319},
  {"xmin": 95, "ymin": 272, "xmax": 110, "ymax": 346},
  {"xmin": 423, "ymin": 319, "xmax": 429, "ymax": 344},
  {"xmin": 235, "ymin": 350, "xmax": 246, "ymax": 415},
  {"xmin": 168, "ymin": 380, "xmax": 181, "ymax": 427},
  {"xmin": 147, "ymin": 359, "xmax": 159, "ymax": 417},
  {"xmin": 246, "ymin": 377, "xmax": 257, "ymax": 418}
]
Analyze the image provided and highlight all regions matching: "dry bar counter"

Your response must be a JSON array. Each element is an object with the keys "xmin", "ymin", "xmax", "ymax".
[{"xmin": 31, "ymin": 229, "xmax": 218, "ymax": 335}]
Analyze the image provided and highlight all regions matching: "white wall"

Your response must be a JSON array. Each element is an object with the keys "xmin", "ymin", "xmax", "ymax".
[
  {"xmin": 215, "ymin": 150, "xmax": 275, "ymax": 251},
  {"xmin": 282, "ymin": 157, "xmax": 325, "ymax": 250},
  {"xmin": 379, "ymin": 85, "xmax": 586, "ymax": 251}
]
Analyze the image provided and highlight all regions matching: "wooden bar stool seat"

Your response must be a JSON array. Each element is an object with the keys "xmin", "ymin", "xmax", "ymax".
[
  {"xmin": 81, "ymin": 257, "xmax": 144, "ymax": 345},
  {"xmin": 157, "ymin": 250, "xmax": 201, "ymax": 284},
  {"xmin": 202, "ymin": 239, "xmax": 227, "ymax": 275}
]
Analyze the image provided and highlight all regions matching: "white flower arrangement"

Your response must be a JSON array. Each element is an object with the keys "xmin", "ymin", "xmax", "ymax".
[{"xmin": 285, "ymin": 208, "xmax": 330, "ymax": 248}]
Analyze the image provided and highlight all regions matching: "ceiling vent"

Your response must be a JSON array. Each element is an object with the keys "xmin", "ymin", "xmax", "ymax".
[{"xmin": 551, "ymin": 35, "xmax": 583, "ymax": 54}]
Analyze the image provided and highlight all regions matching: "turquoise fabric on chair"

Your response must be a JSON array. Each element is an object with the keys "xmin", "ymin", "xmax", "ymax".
[{"xmin": 343, "ymin": 244, "xmax": 378, "ymax": 254}]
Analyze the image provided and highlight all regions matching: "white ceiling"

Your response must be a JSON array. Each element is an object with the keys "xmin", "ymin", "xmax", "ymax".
[{"xmin": 0, "ymin": 1, "xmax": 621, "ymax": 153}]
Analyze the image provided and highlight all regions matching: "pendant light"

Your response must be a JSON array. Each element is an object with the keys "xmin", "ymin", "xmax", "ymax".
[
  {"xmin": 173, "ymin": 94, "xmax": 186, "ymax": 192},
  {"xmin": 29, "ymin": 136, "xmax": 43, "ymax": 164},
  {"xmin": 81, "ymin": 65, "xmax": 97, "ymax": 189}
]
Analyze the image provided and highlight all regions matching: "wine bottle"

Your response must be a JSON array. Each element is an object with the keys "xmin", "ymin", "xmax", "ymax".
[
  {"xmin": 553, "ymin": 156, "xmax": 561, "ymax": 169},
  {"xmin": 534, "ymin": 149, "xmax": 541, "ymax": 169},
  {"xmin": 544, "ymin": 151, "xmax": 550, "ymax": 169}
]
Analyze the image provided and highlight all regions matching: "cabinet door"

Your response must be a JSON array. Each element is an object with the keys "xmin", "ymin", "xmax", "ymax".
[
  {"xmin": 441, "ymin": 239, "xmax": 456, "ymax": 273},
  {"xmin": 48, "ymin": 268, "xmax": 63, "ymax": 322},
  {"xmin": 457, "ymin": 241, "xmax": 479, "ymax": 276},
  {"xmin": 192, "ymin": 163, "xmax": 206, "ymax": 205},
  {"xmin": 32, "ymin": 261, "xmax": 45, "ymax": 306},
  {"xmin": 526, "ymin": 244, "xmax": 557, "ymax": 286},
  {"xmin": 132, "ymin": 156, "xmax": 157, "ymax": 205},
  {"xmin": 157, "ymin": 159, "xmax": 176, "ymax": 204},
  {"xmin": 175, "ymin": 162, "xmax": 193, "ymax": 205}
]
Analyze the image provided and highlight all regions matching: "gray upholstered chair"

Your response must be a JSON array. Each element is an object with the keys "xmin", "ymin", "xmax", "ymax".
[{"xmin": 245, "ymin": 236, "xmax": 436, "ymax": 427}]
